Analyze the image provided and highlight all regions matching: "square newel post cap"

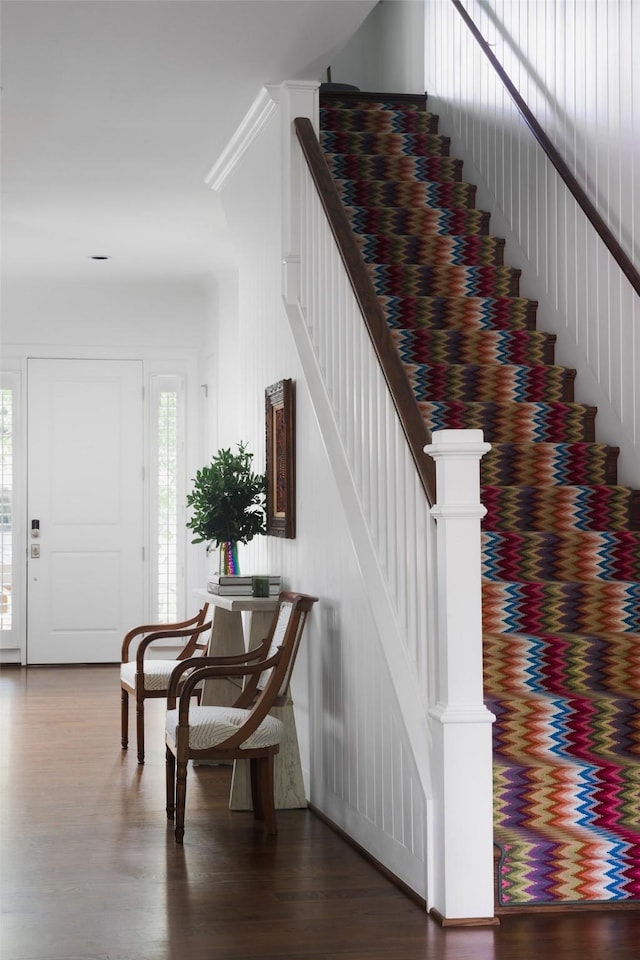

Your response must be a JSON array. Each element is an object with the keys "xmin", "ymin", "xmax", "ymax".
[{"xmin": 423, "ymin": 429, "xmax": 491, "ymax": 458}]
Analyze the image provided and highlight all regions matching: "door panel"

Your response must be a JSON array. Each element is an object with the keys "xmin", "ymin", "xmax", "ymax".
[{"xmin": 27, "ymin": 359, "xmax": 144, "ymax": 663}]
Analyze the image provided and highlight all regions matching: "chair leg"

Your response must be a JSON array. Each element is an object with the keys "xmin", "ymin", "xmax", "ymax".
[
  {"xmin": 121, "ymin": 689, "xmax": 129, "ymax": 750},
  {"xmin": 175, "ymin": 760, "xmax": 188, "ymax": 844},
  {"xmin": 166, "ymin": 747, "xmax": 176, "ymax": 821},
  {"xmin": 136, "ymin": 695, "xmax": 145, "ymax": 764},
  {"xmin": 250, "ymin": 758, "xmax": 264, "ymax": 820},
  {"xmin": 255, "ymin": 755, "xmax": 277, "ymax": 836}
]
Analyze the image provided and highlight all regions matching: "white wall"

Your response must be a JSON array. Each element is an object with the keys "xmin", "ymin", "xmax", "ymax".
[
  {"xmin": 424, "ymin": 0, "xmax": 640, "ymax": 483},
  {"xmin": 209, "ymin": 94, "xmax": 429, "ymax": 898},
  {"xmin": 1, "ymin": 277, "xmax": 208, "ymax": 348},
  {"xmin": 330, "ymin": 0, "xmax": 426, "ymax": 94}
]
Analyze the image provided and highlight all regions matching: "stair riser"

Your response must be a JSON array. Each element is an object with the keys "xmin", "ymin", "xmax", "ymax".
[
  {"xmin": 344, "ymin": 204, "xmax": 491, "ymax": 237},
  {"xmin": 334, "ymin": 179, "xmax": 477, "ymax": 210},
  {"xmin": 367, "ymin": 262, "xmax": 520, "ymax": 298},
  {"xmin": 321, "ymin": 97, "xmax": 426, "ymax": 112},
  {"xmin": 482, "ymin": 486, "xmax": 638, "ymax": 531},
  {"xmin": 490, "ymin": 696, "xmax": 640, "ymax": 765},
  {"xmin": 381, "ymin": 295, "xmax": 538, "ymax": 331},
  {"xmin": 320, "ymin": 130, "xmax": 451, "ymax": 157},
  {"xmin": 326, "ymin": 153, "xmax": 463, "ymax": 183},
  {"xmin": 482, "ymin": 532, "xmax": 640, "ymax": 581},
  {"xmin": 406, "ymin": 363, "xmax": 572, "ymax": 403},
  {"xmin": 482, "ymin": 443, "xmax": 619, "ymax": 486},
  {"xmin": 419, "ymin": 401, "xmax": 596, "ymax": 442},
  {"xmin": 484, "ymin": 632, "xmax": 640, "ymax": 697},
  {"xmin": 483, "ymin": 582, "xmax": 640, "ymax": 633},
  {"xmin": 320, "ymin": 106, "xmax": 439, "ymax": 134},
  {"xmin": 356, "ymin": 233, "xmax": 505, "ymax": 266},
  {"xmin": 392, "ymin": 329, "xmax": 555, "ymax": 365}
]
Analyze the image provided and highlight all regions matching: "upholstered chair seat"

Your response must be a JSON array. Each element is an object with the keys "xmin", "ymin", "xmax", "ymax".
[
  {"xmin": 165, "ymin": 705, "xmax": 283, "ymax": 751},
  {"xmin": 121, "ymin": 659, "xmax": 198, "ymax": 693}
]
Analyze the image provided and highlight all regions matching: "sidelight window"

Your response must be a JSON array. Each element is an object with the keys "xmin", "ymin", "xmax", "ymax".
[
  {"xmin": 151, "ymin": 375, "xmax": 185, "ymax": 623},
  {"xmin": 0, "ymin": 386, "xmax": 13, "ymax": 632}
]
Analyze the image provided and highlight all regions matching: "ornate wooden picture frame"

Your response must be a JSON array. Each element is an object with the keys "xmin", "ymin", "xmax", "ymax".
[{"xmin": 265, "ymin": 378, "xmax": 295, "ymax": 539}]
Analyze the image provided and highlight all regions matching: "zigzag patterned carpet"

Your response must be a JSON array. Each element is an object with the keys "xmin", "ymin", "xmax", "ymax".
[{"xmin": 319, "ymin": 90, "xmax": 640, "ymax": 907}]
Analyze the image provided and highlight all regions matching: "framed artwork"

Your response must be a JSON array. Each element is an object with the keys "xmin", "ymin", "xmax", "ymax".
[{"xmin": 265, "ymin": 378, "xmax": 295, "ymax": 538}]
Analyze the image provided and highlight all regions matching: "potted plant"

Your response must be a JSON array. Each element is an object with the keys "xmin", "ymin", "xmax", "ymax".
[{"xmin": 186, "ymin": 442, "xmax": 266, "ymax": 575}]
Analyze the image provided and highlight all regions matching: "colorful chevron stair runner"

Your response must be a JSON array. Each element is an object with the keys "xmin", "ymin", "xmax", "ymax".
[{"xmin": 319, "ymin": 90, "xmax": 640, "ymax": 908}]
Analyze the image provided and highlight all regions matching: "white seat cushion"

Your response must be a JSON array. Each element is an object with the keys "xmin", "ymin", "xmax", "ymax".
[
  {"xmin": 121, "ymin": 659, "xmax": 200, "ymax": 692},
  {"xmin": 165, "ymin": 705, "xmax": 284, "ymax": 750}
]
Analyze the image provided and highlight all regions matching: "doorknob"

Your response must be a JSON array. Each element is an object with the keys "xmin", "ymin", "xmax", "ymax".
[{"xmin": 31, "ymin": 519, "xmax": 40, "ymax": 538}]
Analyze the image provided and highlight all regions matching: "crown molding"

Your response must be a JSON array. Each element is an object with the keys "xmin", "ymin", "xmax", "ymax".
[{"xmin": 204, "ymin": 85, "xmax": 280, "ymax": 193}]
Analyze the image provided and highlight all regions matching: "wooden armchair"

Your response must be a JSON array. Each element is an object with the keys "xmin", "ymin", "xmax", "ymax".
[
  {"xmin": 165, "ymin": 591, "xmax": 318, "ymax": 843},
  {"xmin": 120, "ymin": 604, "xmax": 212, "ymax": 764}
]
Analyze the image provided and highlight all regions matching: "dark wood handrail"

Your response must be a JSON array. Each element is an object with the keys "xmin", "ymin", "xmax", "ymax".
[
  {"xmin": 294, "ymin": 116, "xmax": 436, "ymax": 505},
  {"xmin": 451, "ymin": 0, "xmax": 640, "ymax": 298}
]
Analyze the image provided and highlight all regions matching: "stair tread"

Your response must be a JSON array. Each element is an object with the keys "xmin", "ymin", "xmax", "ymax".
[
  {"xmin": 319, "ymin": 106, "xmax": 439, "ymax": 133},
  {"xmin": 325, "ymin": 153, "xmax": 463, "ymax": 183},
  {"xmin": 320, "ymin": 130, "xmax": 451, "ymax": 156},
  {"xmin": 419, "ymin": 399, "xmax": 594, "ymax": 411},
  {"xmin": 320, "ymin": 98, "xmax": 427, "ymax": 112},
  {"xmin": 343, "ymin": 203, "xmax": 491, "ymax": 234},
  {"xmin": 406, "ymin": 361, "xmax": 568, "ymax": 373},
  {"xmin": 367, "ymin": 261, "xmax": 521, "ymax": 297},
  {"xmin": 334, "ymin": 178, "xmax": 478, "ymax": 210},
  {"xmin": 482, "ymin": 482, "xmax": 635, "ymax": 491},
  {"xmin": 483, "ymin": 441, "xmax": 619, "ymax": 485},
  {"xmin": 355, "ymin": 232, "xmax": 505, "ymax": 265},
  {"xmin": 380, "ymin": 293, "xmax": 538, "ymax": 330},
  {"xmin": 420, "ymin": 400, "xmax": 597, "ymax": 442},
  {"xmin": 406, "ymin": 363, "xmax": 573, "ymax": 402},
  {"xmin": 369, "ymin": 259, "xmax": 519, "ymax": 271},
  {"xmin": 392, "ymin": 328, "xmax": 555, "ymax": 365}
]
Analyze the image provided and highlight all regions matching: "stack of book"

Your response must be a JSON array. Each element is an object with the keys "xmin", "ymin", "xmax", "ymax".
[{"xmin": 206, "ymin": 574, "xmax": 282, "ymax": 596}]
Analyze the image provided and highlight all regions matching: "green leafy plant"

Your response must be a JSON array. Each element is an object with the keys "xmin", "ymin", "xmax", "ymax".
[{"xmin": 186, "ymin": 442, "xmax": 266, "ymax": 547}]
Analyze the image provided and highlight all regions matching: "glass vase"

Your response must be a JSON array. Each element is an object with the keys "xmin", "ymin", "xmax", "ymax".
[{"xmin": 218, "ymin": 541, "xmax": 239, "ymax": 577}]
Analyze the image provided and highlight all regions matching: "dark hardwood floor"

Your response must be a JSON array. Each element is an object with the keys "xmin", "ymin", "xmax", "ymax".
[{"xmin": 1, "ymin": 665, "xmax": 638, "ymax": 960}]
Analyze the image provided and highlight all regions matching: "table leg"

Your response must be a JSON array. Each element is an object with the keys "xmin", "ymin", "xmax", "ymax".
[
  {"xmin": 229, "ymin": 697, "xmax": 307, "ymax": 810},
  {"xmin": 244, "ymin": 609, "xmax": 276, "ymax": 651},
  {"xmin": 200, "ymin": 606, "xmax": 245, "ymax": 707}
]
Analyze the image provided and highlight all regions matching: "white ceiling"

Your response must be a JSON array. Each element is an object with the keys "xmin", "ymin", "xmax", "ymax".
[{"xmin": 1, "ymin": 0, "xmax": 375, "ymax": 285}]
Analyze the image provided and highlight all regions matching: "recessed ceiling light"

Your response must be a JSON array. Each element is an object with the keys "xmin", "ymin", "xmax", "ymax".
[{"xmin": 89, "ymin": 255, "xmax": 111, "ymax": 260}]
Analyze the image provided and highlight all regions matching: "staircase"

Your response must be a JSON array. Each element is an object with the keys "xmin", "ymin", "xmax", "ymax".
[{"xmin": 319, "ymin": 89, "xmax": 640, "ymax": 909}]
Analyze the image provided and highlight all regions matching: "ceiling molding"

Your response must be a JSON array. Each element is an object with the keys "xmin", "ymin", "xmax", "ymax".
[{"xmin": 204, "ymin": 85, "xmax": 280, "ymax": 193}]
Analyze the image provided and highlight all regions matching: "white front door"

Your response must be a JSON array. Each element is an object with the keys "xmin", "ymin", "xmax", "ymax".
[{"xmin": 27, "ymin": 359, "xmax": 144, "ymax": 664}]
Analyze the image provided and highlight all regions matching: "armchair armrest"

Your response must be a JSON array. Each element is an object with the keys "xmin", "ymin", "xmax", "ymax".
[
  {"xmin": 132, "ymin": 622, "xmax": 212, "ymax": 672},
  {"xmin": 167, "ymin": 642, "xmax": 280, "ymax": 708},
  {"xmin": 121, "ymin": 605, "xmax": 209, "ymax": 661}
]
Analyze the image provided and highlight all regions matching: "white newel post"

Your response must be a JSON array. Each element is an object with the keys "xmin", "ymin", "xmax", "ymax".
[{"xmin": 424, "ymin": 429, "xmax": 497, "ymax": 924}]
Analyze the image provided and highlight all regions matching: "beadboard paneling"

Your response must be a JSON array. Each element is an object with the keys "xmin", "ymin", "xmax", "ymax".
[{"xmin": 424, "ymin": 0, "xmax": 639, "ymax": 482}]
